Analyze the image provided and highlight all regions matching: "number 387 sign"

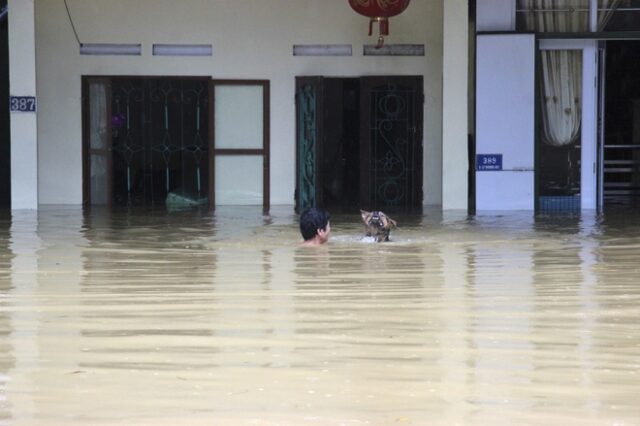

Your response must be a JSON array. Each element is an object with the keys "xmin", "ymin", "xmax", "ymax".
[{"xmin": 10, "ymin": 96, "xmax": 37, "ymax": 113}]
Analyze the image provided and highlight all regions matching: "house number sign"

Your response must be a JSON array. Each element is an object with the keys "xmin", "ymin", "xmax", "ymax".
[
  {"xmin": 10, "ymin": 96, "xmax": 37, "ymax": 113},
  {"xmin": 476, "ymin": 154, "xmax": 503, "ymax": 171}
]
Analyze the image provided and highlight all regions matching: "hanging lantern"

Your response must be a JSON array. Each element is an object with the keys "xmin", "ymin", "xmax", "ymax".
[{"xmin": 348, "ymin": 0, "xmax": 411, "ymax": 49}]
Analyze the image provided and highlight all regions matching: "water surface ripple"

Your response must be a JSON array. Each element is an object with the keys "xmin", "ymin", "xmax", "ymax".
[{"xmin": 0, "ymin": 206, "xmax": 639, "ymax": 425}]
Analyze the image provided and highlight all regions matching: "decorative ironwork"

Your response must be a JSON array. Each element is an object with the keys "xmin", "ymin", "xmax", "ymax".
[
  {"xmin": 367, "ymin": 83, "xmax": 417, "ymax": 209},
  {"xmin": 111, "ymin": 81, "xmax": 144, "ymax": 205},
  {"xmin": 111, "ymin": 78, "xmax": 209, "ymax": 207},
  {"xmin": 297, "ymin": 84, "xmax": 317, "ymax": 210}
]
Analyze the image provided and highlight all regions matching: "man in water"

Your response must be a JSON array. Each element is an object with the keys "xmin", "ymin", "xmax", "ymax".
[{"xmin": 299, "ymin": 207, "xmax": 331, "ymax": 246}]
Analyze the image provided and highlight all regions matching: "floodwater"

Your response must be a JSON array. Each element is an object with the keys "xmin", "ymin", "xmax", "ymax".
[{"xmin": 0, "ymin": 206, "xmax": 639, "ymax": 426}]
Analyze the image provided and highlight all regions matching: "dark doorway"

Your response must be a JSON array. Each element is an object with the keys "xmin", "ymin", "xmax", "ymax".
[
  {"xmin": 320, "ymin": 78, "xmax": 361, "ymax": 211},
  {"xmin": 603, "ymin": 41, "xmax": 640, "ymax": 207},
  {"xmin": 0, "ymin": 0, "xmax": 9, "ymax": 208},
  {"xmin": 295, "ymin": 76, "xmax": 423, "ymax": 214},
  {"xmin": 536, "ymin": 50, "xmax": 582, "ymax": 212}
]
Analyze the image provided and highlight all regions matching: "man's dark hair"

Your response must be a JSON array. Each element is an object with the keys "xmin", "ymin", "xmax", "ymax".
[{"xmin": 299, "ymin": 207, "xmax": 330, "ymax": 241}]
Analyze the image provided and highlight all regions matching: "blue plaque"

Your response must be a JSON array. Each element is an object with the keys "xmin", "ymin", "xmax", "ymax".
[
  {"xmin": 476, "ymin": 154, "xmax": 502, "ymax": 171},
  {"xmin": 9, "ymin": 96, "xmax": 37, "ymax": 113}
]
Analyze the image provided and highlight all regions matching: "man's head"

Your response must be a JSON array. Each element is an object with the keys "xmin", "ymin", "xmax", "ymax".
[{"xmin": 299, "ymin": 208, "xmax": 331, "ymax": 244}]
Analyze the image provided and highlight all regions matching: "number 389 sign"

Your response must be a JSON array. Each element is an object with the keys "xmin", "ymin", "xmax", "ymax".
[
  {"xmin": 476, "ymin": 154, "xmax": 503, "ymax": 171},
  {"xmin": 10, "ymin": 96, "xmax": 37, "ymax": 113}
]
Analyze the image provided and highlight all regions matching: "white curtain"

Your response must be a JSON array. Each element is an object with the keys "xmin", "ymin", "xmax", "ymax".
[
  {"xmin": 540, "ymin": 50, "xmax": 582, "ymax": 147},
  {"xmin": 519, "ymin": 0, "xmax": 621, "ymax": 146},
  {"xmin": 521, "ymin": 0, "xmax": 589, "ymax": 32},
  {"xmin": 519, "ymin": 0, "xmax": 587, "ymax": 146},
  {"xmin": 89, "ymin": 81, "xmax": 109, "ymax": 204},
  {"xmin": 89, "ymin": 82, "xmax": 107, "ymax": 150},
  {"xmin": 520, "ymin": 0, "xmax": 621, "ymax": 31}
]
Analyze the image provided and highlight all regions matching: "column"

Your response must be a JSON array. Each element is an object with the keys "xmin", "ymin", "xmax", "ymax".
[
  {"xmin": 9, "ymin": 0, "xmax": 38, "ymax": 209},
  {"xmin": 442, "ymin": 0, "xmax": 468, "ymax": 210}
]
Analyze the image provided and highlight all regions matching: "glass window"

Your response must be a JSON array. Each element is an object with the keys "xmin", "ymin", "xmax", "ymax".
[
  {"xmin": 90, "ymin": 155, "xmax": 108, "ymax": 205},
  {"xmin": 214, "ymin": 85, "xmax": 263, "ymax": 149},
  {"xmin": 600, "ymin": 0, "xmax": 640, "ymax": 31},
  {"xmin": 515, "ymin": 0, "xmax": 639, "ymax": 32},
  {"xmin": 212, "ymin": 81, "xmax": 269, "ymax": 210},
  {"xmin": 88, "ymin": 80, "xmax": 110, "ymax": 205},
  {"xmin": 89, "ymin": 82, "xmax": 107, "ymax": 150},
  {"xmin": 516, "ymin": 0, "xmax": 590, "ymax": 32},
  {"xmin": 215, "ymin": 156, "xmax": 263, "ymax": 205}
]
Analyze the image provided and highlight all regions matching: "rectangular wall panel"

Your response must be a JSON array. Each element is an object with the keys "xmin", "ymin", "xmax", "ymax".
[
  {"xmin": 476, "ymin": 171, "xmax": 534, "ymax": 210},
  {"xmin": 476, "ymin": 34, "xmax": 535, "ymax": 210}
]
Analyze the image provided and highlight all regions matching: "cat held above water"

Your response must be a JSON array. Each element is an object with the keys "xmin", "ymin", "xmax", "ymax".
[{"xmin": 360, "ymin": 209, "xmax": 397, "ymax": 242}]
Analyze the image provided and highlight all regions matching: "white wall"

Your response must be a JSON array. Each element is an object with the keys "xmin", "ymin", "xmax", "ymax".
[
  {"xmin": 442, "ymin": 0, "xmax": 468, "ymax": 210},
  {"xmin": 476, "ymin": 34, "xmax": 535, "ymax": 210},
  {"xmin": 34, "ymin": 0, "xmax": 443, "ymax": 206},
  {"xmin": 9, "ymin": 0, "xmax": 38, "ymax": 209},
  {"xmin": 476, "ymin": 0, "xmax": 515, "ymax": 32}
]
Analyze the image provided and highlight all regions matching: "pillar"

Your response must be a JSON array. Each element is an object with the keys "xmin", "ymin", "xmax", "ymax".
[
  {"xmin": 9, "ymin": 0, "xmax": 38, "ymax": 209},
  {"xmin": 442, "ymin": 0, "xmax": 468, "ymax": 210}
]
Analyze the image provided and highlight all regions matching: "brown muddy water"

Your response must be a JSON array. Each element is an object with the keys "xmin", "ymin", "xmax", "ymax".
[{"xmin": 0, "ymin": 206, "xmax": 639, "ymax": 426}]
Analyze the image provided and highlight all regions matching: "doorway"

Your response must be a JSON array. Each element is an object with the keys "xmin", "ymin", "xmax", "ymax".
[
  {"xmin": 537, "ymin": 49, "xmax": 583, "ymax": 212},
  {"xmin": 601, "ymin": 41, "xmax": 640, "ymax": 207},
  {"xmin": 535, "ymin": 40, "xmax": 599, "ymax": 212},
  {"xmin": 295, "ymin": 76, "xmax": 423, "ymax": 214}
]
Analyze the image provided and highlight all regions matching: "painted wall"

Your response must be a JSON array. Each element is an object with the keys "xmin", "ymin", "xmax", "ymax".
[
  {"xmin": 442, "ymin": 0, "xmax": 468, "ymax": 210},
  {"xmin": 9, "ymin": 0, "xmax": 38, "ymax": 209},
  {"xmin": 476, "ymin": 0, "xmax": 515, "ymax": 32},
  {"xmin": 34, "ymin": 0, "xmax": 444, "ymax": 206},
  {"xmin": 476, "ymin": 34, "xmax": 535, "ymax": 210}
]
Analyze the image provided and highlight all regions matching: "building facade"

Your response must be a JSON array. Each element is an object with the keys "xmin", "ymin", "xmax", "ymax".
[
  {"xmin": 5, "ymin": 0, "xmax": 472, "ymax": 212},
  {"xmin": 10, "ymin": 1, "xmax": 636, "ymax": 213},
  {"xmin": 476, "ymin": 0, "xmax": 640, "ymax": 212}
]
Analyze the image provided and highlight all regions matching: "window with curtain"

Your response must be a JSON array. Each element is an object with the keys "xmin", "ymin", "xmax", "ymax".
[
  {"xmin": 516, "ymin": 0, "xmax": 623, "ymax": 32},
  {"xmin": 514, "ymin": 0, "xmax": 624, "ymax": 147},
  {"xmin": 599, "ymin": 0, "xmax": 640, "ymax": 31}
]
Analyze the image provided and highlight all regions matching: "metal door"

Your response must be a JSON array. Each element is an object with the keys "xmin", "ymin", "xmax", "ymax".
[
  {"xmin": 359, "ymin": 76, "xmax": 423, "ymax": 211},
  {"xmin": 295, "ymin": 77, "xmax": 324, "ymax": 212}
]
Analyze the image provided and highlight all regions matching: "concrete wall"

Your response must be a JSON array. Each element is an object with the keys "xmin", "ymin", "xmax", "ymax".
[
  {"xmin": 476, "ymin": 0, "xmax": 515, "ymax": 32},
  {"xmin": 442, "ymin": 0, "xmax": 468, "ymax": 210},
  {"xmin": 34, "ymin": 0, "xmax": 444, "ymax": 206},
  {"xmin": 9, "ymin": 0, "xmax": 38, "ymax": 209}
]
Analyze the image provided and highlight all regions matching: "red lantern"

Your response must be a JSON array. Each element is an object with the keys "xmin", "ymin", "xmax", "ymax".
[{"xmin": 348, "ymin": 0, "xmax": 411, "ymax": 48}]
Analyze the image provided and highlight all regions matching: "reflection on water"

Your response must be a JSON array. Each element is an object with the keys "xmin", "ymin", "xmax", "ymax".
[{"xmin": 1, "ymin": 206, "xmax": 639, "ymax": 425}]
